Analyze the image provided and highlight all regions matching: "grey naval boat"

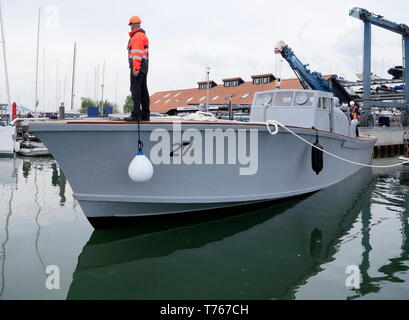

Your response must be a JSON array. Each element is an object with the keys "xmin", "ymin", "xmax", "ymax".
[{"xmin": 29, "ymin": 89, "xmax": 377, "ymax": 227}]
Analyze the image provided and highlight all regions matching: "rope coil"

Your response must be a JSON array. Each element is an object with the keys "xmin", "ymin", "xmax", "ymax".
[{"xmin": 265, "ymin": 120, "xmax": 409, "ymax": 169}]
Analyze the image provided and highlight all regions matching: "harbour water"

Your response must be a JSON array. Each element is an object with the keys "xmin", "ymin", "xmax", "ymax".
[{"xmin": 0, "ymin": 156, "xmax": 408, "ymax": 300}]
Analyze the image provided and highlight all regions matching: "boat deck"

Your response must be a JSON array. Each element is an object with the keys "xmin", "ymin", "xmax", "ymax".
[
  {"xmin": 28, "ymin": 117, "xmax": 377, "ymax": 142},
  {"xmin": 71, "ymin": 118, "xmax": 377, "ymax": 142}
]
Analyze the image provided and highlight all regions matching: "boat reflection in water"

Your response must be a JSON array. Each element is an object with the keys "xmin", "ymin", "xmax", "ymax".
[
  {"xmin": 68, "ymin": 167, "xmax": 376, "ymax": 300},
  {"xmin": 0, "ymin": 158, "xmax": 92, "ymax": 300},
  {"xmin": 347, "ymin": 168, "xmax": 409, "ymax": 299}
]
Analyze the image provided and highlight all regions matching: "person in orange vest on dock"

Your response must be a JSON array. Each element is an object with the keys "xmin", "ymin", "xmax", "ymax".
[
  {"xmin": 349, "ymin": 101, "xmax": 359, "ymax": 121},
  {"xmin": 349, "ymin": 101, "xmax": 360, "ymax": 137},
  {"xmin": 125, "ymin": 16, "xmax": 150, "ymax": 121}
]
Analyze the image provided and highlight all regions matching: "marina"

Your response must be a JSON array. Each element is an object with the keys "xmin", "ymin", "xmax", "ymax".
[{"xmin": 1, "ymin": 157, "xmax": 409, "ymax": 299}]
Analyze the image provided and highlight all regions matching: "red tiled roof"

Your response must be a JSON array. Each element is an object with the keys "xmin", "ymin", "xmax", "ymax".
[
  {"xmin": 197, "ymin": 80, "xmax": 217, "ymax": 85},
  {"xmin": 251, "ymin": 73, "xmax": 274, "ymax": 79},
  {"xmin": 222, "ymin": 77, "xmax": 244, "ymax": 82},
  {"xmin": 150, "ymin": 77, "xmax": 305, "ymax": 113}
]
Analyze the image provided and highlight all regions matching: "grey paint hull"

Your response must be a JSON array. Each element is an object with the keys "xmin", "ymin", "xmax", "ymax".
[
  {"xmin": 30, "ymin": 121, "xmax": 376, "ymax": 219},
  {"xmin": 67, "ymin": 167, "xmax": 375, "ymax": 299}
]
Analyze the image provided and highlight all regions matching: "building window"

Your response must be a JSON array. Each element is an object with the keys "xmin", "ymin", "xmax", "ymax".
[
  {"xmin": 199, "ymin": 83, "xmax": 211, "ymax": 90},
  {"xmin": 164, "ymin": 99, "xmax": 171, "ymax": 104},
  {"xmin": 198, "ymin": 81, "xmax": 217, "ymax": 90},
  {"xmin": 199, "ymin": 96, "xmax": 206, "ymax": 102},
  {"xmin": 212, "ymin": 96, "xmax": 220, "ymax": 101},
  {"xmin": 187, "ymin": 97, "xmax": 194, "ymax": 102},
  {"xmin": 174, "ymin": 92, "xmax": 181, "ymax": 97},
  {"xmin": 253, "ymin": 76, "xmax": 273, "ymax": 85},
  {"xmin": 241, "ymin": 93, "xmax": 250, "ymax": 99},
  {"xmin": 155, "ymin": 100, "xmax": 161, "ymax": 104}
]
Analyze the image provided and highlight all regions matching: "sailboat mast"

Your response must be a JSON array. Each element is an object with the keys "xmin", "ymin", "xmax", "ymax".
[
  {"xmin": 55, "ymin": 57, "xmax": 59, "ymax": 111},
  {"xmin": 70, "ymin": 42, "xmax": 77, "ymax": 111},
  {"xmin": 34, "ymin": 7, "xmax": 41, "ymax": 112},
  {"xmin": 43, "ymin": 47, "xmax": 46, "ymax": 111},
  {"xmin": 101, "ymin": 60, "xmax": 105, "ymax": 106},
  {"xmin": 0, "ymin": 0, "xmax": 12, "ymax": 124}
]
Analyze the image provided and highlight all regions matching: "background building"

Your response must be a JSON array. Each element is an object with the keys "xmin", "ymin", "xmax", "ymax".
[{"xmin": 150, "ymin": 74, "xmax": 304, "ymax": 115}]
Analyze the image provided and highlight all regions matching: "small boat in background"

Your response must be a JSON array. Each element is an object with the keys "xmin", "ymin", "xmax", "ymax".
[
  {"xmin": 18, "ymin": 141, "xmax": 51, "ymax": 157},
  {"xmin": 388, "ymin": 66, "xmax": 403, "ymax": 79}
]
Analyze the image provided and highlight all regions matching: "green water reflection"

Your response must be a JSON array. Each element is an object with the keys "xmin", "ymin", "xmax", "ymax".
[{"xmin": 0, "ymin": 157, "xmax": 409, "ymax": 300}]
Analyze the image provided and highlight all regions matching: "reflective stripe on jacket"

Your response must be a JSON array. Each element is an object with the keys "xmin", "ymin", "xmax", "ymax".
[{"xmin": 128, "ymin": 28, "xmax": 149, "ymax": 73}]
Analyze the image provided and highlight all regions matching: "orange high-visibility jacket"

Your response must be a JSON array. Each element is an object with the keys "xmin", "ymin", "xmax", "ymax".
[{"xmin": 128, "ymin": 28, "xmax": 149, "ymax": 74}]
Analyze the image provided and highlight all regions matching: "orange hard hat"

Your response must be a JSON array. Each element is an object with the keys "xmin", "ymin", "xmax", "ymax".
[{"xmin": 129, "ymin": 16, "xmax": 142, "ymax": 25}]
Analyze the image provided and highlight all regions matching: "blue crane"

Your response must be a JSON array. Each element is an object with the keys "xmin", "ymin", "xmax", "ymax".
[
  {"xmin": 274, "ymin": 41, "xmax": 352, "ymax": 104},
  {"xmin": 349, "ymin": 7, "xmax": 409, "ymax": 126}
]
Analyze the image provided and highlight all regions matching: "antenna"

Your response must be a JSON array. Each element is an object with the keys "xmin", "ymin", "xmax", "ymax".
[
  {"xmin": 43, "ymin": 47, "xmax": 46, "ymax": 111},
  {"xmin": 63, "ymin": 74, "xmax": 67, "ymax": 106},
  {"xmin": 84, "ymin": 74, "xmax": 88, "ymax": 98},
  {"xmin": 206, "ymin": 66, "xmax": 210, "ymax": 112},
  {"xmin": 96, "ymin": 64, "xmax": 100, "ymax": 104},
  {"xmin": 55, "ymin": 57, "xmax": 59, "ymax": 111},
  {"xmin": 70, "ymin": 42, "xmax": 77, "ymax": 111},
  {"xmin": 115, "ymin": 72, "xmax": 118, "ymax": 110},
  {"xmin": 100, "ymin": 60, "xmax": 105, "ymax": 107},
  {"xmin": 94, "ymin": 67, "xmax": 97, "ymax": 101},
  {"xmin": 34, "ymin": 7, "xmax": 41, "ymax": 112}
]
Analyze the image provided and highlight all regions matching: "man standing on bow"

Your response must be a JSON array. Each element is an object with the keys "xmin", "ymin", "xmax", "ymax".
[{"xmin": 126, "ymin": 16, "xmax": 150, "ymax": 121}]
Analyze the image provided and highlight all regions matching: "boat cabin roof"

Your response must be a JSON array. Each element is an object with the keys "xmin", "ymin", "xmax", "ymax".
[{"xmin": 252, "ymin": 89, "xmax": 334, "ymax": 108}]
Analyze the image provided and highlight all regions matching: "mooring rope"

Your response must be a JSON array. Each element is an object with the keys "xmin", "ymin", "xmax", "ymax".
[{"xmin": 265, "ymin": 119, "xmax": 409, "ymax": 169}]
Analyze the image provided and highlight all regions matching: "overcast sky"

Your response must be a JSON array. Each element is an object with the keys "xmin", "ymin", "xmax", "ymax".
[{"xmin": 0, "ymin": 0, "xmax": 409, "ymax": 112}]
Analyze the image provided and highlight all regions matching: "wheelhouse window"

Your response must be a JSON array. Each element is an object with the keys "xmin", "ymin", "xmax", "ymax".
[
  {"xmin": 274, "ymin": 91, "xmax": 294, "ymax": 106},
  {"xmin": 294, "ymin": 92, "xmax": 315, "ymax": 107},
  {"xmin": 318, "ymin": 97, "xmax": 331, "ymax": 109},
  {"xmin": 254, "ymin": 93, "xmax": 274, "ymax": 106}
]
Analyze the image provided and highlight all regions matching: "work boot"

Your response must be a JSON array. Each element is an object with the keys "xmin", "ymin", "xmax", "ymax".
[{"xmin": 124, "ymin": 116, "xmax": 139, "ymax": 121}]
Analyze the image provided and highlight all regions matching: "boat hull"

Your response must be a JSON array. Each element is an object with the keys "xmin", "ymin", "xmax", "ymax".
[
  {"xmin": 0, "ymin": 125, "xmax": 15, "ymax": 156},
  {"xmin": 30, "ymin": 121, "xmax": 377, "ymax": 221}
]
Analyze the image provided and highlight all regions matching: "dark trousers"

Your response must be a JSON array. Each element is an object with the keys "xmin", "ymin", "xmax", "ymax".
[{"xmin": 130, "ymin": 72, "xmax": 150, "ymax": 120}]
